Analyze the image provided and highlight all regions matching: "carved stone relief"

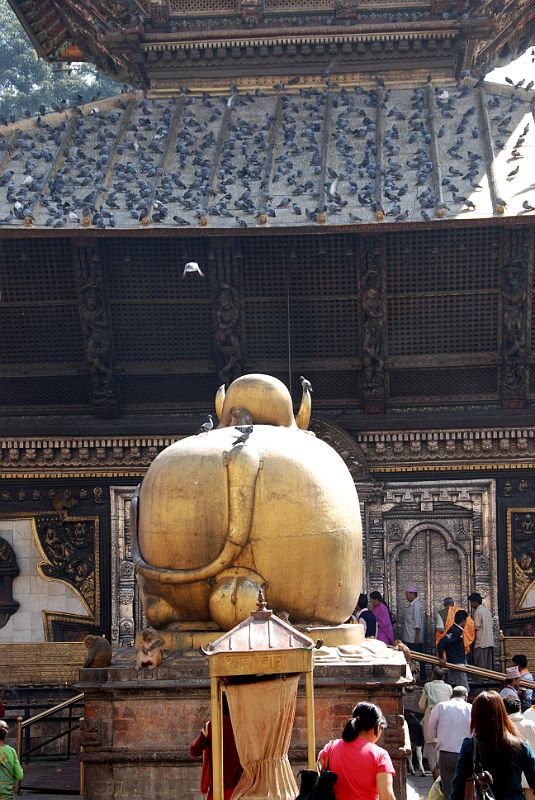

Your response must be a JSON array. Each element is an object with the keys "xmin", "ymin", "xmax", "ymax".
[{"xmin": 110, "ymin": 486, "xmax": 143, "ymax": 647}]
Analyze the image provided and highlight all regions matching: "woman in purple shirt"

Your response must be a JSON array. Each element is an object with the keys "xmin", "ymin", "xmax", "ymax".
[{"xmin": 370, "ymin": 592, "xmax": 395, "ymax": 646}]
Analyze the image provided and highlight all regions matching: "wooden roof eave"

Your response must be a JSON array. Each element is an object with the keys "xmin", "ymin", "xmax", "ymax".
[
  {"xmin": 6, "ymin": 0, "xmax": 52, "ymax": 60},
  {"xmin": 138, "ymin": 18, "xmax": 463, "ymax": 46},
  {"xmin": 0, "ymin": 213, "xmax": 534, "ymax": 242}
]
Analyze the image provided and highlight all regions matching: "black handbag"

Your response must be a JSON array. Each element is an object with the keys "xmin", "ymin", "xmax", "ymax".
[
  {"xmin": 463, "ymin": 736, "xmax": 496, "ymax": 800},
  {"xmin": 295, "ymin": 746, "xmax": 338, "ymax": 800}
]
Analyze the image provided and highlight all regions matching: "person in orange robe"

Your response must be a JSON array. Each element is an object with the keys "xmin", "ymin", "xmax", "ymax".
[{"xmin": 435, "ymin": 597, "xmax": 475, "ymax": 655}]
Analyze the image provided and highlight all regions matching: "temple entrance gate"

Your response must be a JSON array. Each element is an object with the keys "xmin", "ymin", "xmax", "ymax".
[
  {"xmin": 364, "ymin": 480, "xmax": 498, "ymax": 655},
  {"xmin": 394, "ymin": 526, "xmax": 466, "ymax": 653}
]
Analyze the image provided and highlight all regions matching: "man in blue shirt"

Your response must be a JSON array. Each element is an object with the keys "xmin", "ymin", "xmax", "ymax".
[{"xmin": 438, "ymin": 609, "xmax": 469, "ymax": 692}]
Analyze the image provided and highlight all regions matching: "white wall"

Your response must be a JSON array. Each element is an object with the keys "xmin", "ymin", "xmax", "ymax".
[{"xmin": 0, "ymin": 519, "xmax": 86, "ymax": 642}]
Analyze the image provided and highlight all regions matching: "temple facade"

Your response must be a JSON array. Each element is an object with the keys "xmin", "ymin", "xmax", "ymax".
[{"xmin": 0, "ymin": 0, "xmax": 534, "ymax": 661}]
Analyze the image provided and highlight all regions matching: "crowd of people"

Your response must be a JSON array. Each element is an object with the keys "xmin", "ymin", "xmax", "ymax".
[
  {"xmin": 351, "ymin": 587, "xmax": 495, "ymax": 685},
  {"xmin": 425, "ymin": 688, "xmax": 535, "ymax": 800},
  {"xmin": 345, "ymin": 586, "xmax": 535, "ymax": 800}
]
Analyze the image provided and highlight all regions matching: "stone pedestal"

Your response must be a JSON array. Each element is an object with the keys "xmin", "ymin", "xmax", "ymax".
[{"xmin": 79, "ymin": 642, "xmax": 411, "ymax": 800}]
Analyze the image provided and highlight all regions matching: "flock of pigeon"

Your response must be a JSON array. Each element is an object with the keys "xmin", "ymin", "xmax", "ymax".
[{"xmin": 0, "ymin": 77, "xmax": 533, "ymax": 230}]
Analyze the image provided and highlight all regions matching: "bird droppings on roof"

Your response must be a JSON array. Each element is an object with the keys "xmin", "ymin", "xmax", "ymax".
[{"xmin": 0, "ymin": 81, "xmax": 533, "ymax": 231}]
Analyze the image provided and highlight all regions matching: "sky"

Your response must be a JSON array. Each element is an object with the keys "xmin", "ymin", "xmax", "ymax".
[{"xmin": 486, "ymin": 48, "xmax": 535, "ymax": 85}]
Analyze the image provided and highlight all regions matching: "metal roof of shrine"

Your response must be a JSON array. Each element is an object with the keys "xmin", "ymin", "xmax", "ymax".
[
  {"xmin": 0, "ymin": 79, "xmax": 533, "ymax": 231},
  {"xmin": 203, "ymin": 595, "xmax": 315, "ymax": 655}
]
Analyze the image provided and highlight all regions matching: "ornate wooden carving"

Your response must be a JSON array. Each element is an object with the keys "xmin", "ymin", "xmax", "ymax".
[
  {"xmin": 208, "ymin": 241, "xmax": 244, "ymax": 385},
  {"xmin": 240, "ymin": 0, "xmax": 264, "ymax": 24},
  {"xmin": 35, "ymin": 515, "xmax": 99, "ymax": 621},
  {"xmin": 356, "ymin": 427, "xmax": 535, "ymax": 470},
  {"xmin": 360, "ymin": 237, "xmax": 387, "ymax": 413},
  {"xmin": 501, "ymin": 228, "xmax": 530, "ymax": 409},
  {"xmin": 310, "ymin": 417, "xmax": 368, "ymax": 482},
  {"xmin": 0, "ymin": 536, "xmax": 19, "ymax": 628},
  {"xmin": 149, "ymin": 0, "xmax": 170, "ymax": 29},
  {"xmin": 0, "ymin": 424, "xmax": 534, "ymax": 475},
  {"xmin": 73, "ymin": 241, "xmax": 120, "ymax": 416}
]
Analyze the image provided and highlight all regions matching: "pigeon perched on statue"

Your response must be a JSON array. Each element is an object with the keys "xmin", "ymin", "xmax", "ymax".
[
  {"xmin": 197, "ymin": 415, "xmax": 213, "ymax": 434},
  {"xmin": 232, "ymin": 425, "xmax": 253, "ymax": 446}
]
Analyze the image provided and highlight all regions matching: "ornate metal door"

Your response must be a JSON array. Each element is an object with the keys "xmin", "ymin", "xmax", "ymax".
[{"xmin": 396, "ymin": 527, "xmax": 464, "ymax": 653}]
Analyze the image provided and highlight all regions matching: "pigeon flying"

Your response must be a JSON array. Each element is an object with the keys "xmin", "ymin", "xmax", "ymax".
[{"xmin": 183, "ymin": 262, "xmax": 205, "ymax": 278}]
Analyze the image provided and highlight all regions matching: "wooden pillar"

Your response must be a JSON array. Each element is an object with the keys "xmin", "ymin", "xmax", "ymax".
[
  {"xmin": 360, "ymin": 236, "xmax": 387, "ymax": 414},
  {"xmin": 72, "ymin": 239, "xmax": 120, "ymax": 417},
  {"xmin": 500, "ymin": 227, "xmax": 532, "ymax": 410},
  {"xmin": 207, "ymin": 238, "xmax": 244, "ymax": 386}
]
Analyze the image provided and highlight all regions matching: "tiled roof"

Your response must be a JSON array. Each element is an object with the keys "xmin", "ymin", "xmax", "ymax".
[{"xmin": 0, "ymin": 81, "xmax": 533, "ymax": 231}]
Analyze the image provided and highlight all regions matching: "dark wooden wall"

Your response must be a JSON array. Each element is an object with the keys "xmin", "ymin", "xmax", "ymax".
[{"xmin": 0, "ymin": 223, "xmax": 533, "ymax": 421}]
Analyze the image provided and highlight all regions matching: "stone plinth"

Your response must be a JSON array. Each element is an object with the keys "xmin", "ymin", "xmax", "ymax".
[{"xmin": 79, "ymin": 641, "xmax": 411, "ymax": 800}]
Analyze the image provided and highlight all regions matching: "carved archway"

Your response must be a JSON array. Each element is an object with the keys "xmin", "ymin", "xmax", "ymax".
[
  {"xmin": 390, "ymin": 521, "xmax": 471, "ymax": 649},
  {"xmin": 310, "ymin": 417, "xmax": 369, "ymax": 482}
]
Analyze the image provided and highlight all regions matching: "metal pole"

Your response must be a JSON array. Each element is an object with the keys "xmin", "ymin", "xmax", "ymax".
[
  {"xmin": 408, "ymin": 649, "xmax": 535, "ymax": 688},
  {"xmin": 210, "ymin": 678, "xmax": 224, "ymax": 800},
  {"xmin": 79, "ymin": 717, "xmax": 85, "ymax": 798},
  {"xmin": 15, "ymin": 716, "xmax": 23, "ymax": 795},
  {"xmin": 305, "ymin": 671, "xmax": 316, "ymax": 769},
  {"xmin": 67, "ymin": 703, "xmax": 73, "ymax": 760}
]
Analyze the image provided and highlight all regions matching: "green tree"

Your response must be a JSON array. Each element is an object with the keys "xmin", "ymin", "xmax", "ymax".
[{"xmin": 0, "ymin": 0, "xmax": 123, "ymax": 121}]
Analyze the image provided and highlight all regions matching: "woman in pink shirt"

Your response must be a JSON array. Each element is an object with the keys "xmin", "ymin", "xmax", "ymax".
[
  {"xmin": 318, "ymin": 702, "xmax": 396, "ymax": 800},
  {"xmin": 369, "ymin": 592, "xmax": 395, "ymax": 645}
]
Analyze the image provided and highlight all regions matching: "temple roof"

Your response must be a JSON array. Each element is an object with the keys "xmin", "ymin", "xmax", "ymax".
[
  {"xmin": 0, "ymin": 80, "xmax": 533, "ymax": 231},
  {"xmin": 6, "ymin": 0, "xmax": 535, "ymax": 86}
]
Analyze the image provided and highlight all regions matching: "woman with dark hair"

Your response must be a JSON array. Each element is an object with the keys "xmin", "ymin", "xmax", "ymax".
[
  {"xmin": 450, "ymin": 690, "xmax": 535, "ymax": 800},
  {"xmin": 369, "ymin": 592, "xmax": 395, "ymax": 646},
  {"xmin": 317, "ymin": 702, "xmax": 396, "ymax": 800}
]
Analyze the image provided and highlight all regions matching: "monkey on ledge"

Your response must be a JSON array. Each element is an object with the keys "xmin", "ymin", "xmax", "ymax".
[
  {"xmin": 83, "ymin": 635, "xmax": 112, "ymax": 668},
  {"xmin": 136, "ymin": 628, "xmax": 165, "ymax": 670}
]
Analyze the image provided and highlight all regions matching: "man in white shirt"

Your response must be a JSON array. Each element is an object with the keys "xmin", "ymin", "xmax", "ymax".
[
  {"xmin": 468, "ymin": 592, "xmax": 494, "ymax": 670},
  {"xmin": 402, "ymin": 583, "xmax": 426, "ymax": 681},
  {"xmin": 428, "ymin": 686, "xmax": 471, "ymax": 800},
  {"xmin": 503, "ymin": 694, "xmax": 535, "ymax": 800},
  {"xmin": 418, "ymin": 666, "xmax": 453, "ymax": 779}
]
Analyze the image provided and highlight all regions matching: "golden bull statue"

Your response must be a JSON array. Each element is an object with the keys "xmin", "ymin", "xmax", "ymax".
[{"xmin": 132, "ymin": 374, "xmax": 362, "ymax": 632}]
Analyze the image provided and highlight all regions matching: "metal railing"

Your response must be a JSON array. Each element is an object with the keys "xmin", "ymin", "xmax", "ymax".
[
  {"xmin": 14, "ymin": 692, "xmax": 84, "ymax": 795},
  {"xmin": 408, "ymin": 650, "xmax": 535, "ymax": 688}
]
